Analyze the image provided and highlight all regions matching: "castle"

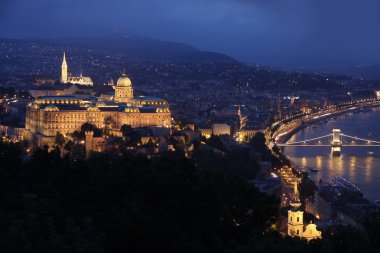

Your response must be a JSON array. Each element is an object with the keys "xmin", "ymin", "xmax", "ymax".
[{"xmin": 25, "ymin": 60, "xmax": 171, "ymax": 147}]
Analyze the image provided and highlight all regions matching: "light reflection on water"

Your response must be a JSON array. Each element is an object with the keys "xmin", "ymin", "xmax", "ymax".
[{"xmin": 284, "ymin": 107, "xmax": 380, "ymax": 201}]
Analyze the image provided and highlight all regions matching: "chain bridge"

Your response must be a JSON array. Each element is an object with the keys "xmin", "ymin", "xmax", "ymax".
[{"xmin": 277, "ymin": 129, "xmax": 380, "ymax": 156}]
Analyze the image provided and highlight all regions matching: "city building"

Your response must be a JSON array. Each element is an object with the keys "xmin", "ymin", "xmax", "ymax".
[
  {"xmin": 61, "ymin": 52, "xmax": 93, "ymax": 86},
  {"xmin": 25, "ymin": 73, "xmax": 171, "ymax": 147},
  {"xmin": 288, "ymin": 182, "xmax": 322, "ymax": 240}
]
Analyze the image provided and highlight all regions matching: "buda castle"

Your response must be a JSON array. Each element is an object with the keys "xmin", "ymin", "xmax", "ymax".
[{"xmin": 25, "ymin": 65, "xmax": 171, "ymax": 147}]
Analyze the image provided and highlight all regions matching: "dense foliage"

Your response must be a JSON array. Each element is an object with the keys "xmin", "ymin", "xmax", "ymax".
[
  {"xmin": 0, "ymin": 141, "xmax": 279, "ymax": 253},
  {"xmin": 0, "ymin": 140, "xmax": 379, "ymax": 253}
]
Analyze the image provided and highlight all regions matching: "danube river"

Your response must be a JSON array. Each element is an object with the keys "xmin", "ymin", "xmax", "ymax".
[{"xmin": 284, "ymin": 107, "xmax": 380, "ymax": 202}]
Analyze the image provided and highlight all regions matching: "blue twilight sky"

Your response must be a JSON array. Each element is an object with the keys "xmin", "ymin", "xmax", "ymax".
[{"xmin": 1, "ymin": 0, "xmax": 380, "ymax": 66}]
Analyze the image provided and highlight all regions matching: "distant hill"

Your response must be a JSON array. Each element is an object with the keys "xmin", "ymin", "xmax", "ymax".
[{"xmin": 43, "ymin": 36, "xmax": 238, "ymax": 63}]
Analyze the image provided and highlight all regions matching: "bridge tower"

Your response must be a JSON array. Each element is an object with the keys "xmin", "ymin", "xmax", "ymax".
[{"xmin": 331, "ymin": 129, "xmax": 342, "ymax": 156}]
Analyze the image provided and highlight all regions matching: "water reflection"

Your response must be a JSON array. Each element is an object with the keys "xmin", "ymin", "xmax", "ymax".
[{"xmin": 284, "ymin": 107, "xmax": 380, "ymax": 201}]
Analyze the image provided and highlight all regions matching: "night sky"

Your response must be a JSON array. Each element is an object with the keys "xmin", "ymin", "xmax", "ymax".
[{"xmin": 1, "ymin": 0, "xmax": 380, "ymax": 66}]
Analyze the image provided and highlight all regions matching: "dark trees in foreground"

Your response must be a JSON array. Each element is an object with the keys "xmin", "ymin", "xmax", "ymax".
[
  {"xmin": 0, "ymin": 142, "xmax": 279, "ymax": 253},
  {"xmin": 0, "ymin": 141, "xmax": 379, "ymax": 253}
]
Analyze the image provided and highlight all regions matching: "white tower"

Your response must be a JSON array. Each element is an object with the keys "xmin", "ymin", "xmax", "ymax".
[
  {"xmin": 61, "ymin": 52, "xmax": 68, "ymax": 83},
  {"xmin": 288, "ymin": 181, "xmax": 304, "ymax": 237}
]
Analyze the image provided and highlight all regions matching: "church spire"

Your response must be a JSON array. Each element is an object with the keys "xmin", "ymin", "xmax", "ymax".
[
  {"xmin": 293, "ymin": 181, "xmax": 300, "ymax": 201},
  {"xmin": 62, "ymin": 52, "xmax": 67, "ymax": 67},
  {"xmin": 61, "ymin": 52, "xmax": 68, "ymax": 83},
  {"xmin": 290, "ymin": 179, "xmax": 302, "ymax": 209}
]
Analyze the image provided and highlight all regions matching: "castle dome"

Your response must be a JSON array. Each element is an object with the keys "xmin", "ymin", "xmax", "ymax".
[{"xmin": 116, "ymin": 73, "xmax": 132, "ymax": 87}]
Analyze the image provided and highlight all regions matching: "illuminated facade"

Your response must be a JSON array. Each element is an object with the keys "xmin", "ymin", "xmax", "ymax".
[
  {"xmin": 113, "ymin": 73, "xmax": 134, "ymax": 103},
  {"xmin": 26, "ymin": 74, "xmax": 171, "ymax": 143},
  {"xmin": 287, "ymin": 182, "xmax": 322, "ymax": 241},
  {"xmin": 376, "ymin": 91, "xmax": 380, "ymax": 100},
  {"xmin": 61, "ymin": 52, "xmax": 94, "ymax": 86}
]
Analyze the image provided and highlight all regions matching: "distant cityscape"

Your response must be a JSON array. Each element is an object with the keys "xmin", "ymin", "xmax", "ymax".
[{"xmin": 1, "ymin": 37, "xmax": 380, "ymax": 252}]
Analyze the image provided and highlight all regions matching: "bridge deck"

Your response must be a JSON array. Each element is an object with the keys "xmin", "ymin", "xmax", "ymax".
[{"xmin": 278, "ymin": 144, "xmax": 380, "ymax": 147}]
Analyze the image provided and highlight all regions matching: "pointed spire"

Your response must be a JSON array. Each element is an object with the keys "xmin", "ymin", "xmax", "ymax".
[
  {"xmin": 80, "ymin": 68, "xmax": 83, "ymax": 77},
  {"xmin": 290, "ymin": 179, "xmax": 302, "ymax": 209},
  {"xmin": 62, "ymin": 52, "xmax": 67, "ymax": 66},
  {"xmin": 293, "ymin": 181, "xmax": 300, "ymax": 201},
  {"xmin": 61, "ymin": 51, "xmax": 68, "ymax": 83}
]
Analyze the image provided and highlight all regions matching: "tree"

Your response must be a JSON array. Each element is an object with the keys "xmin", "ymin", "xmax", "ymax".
[
  {"xmin": 104, "ymin": 116, "xmax": 116, "ymax": 130},
  {"xmin": 55, "ymin": 132, "xmax": 66, "ymax": 148},
  {"xmin": 70, "ymin": 143, "xmax": 85, "ymax": 161},
  {"xmin": 249, "ymin": 132, "xmax": 267, "ymax": 152},
  {"xmin": 120, "ymin": 124, "xmax": 133, "ymax": 136},
  {"xmin": 73, "ymin": 123, "xmax": 102, "ymax": 139},
  {"xmin": 81, "ymin": 122, "xmax": 96, "ymax": 132},
  {"xmin": 120, "ymin": 125, "xmax": 141, "ymax": 147},
  {"xmin": 299, "ymin": 172, "xmax": 317, "ymax": 202},
  {"xmin": 0, "ymin": 143, "xmax": 281, "ymax": 253}
]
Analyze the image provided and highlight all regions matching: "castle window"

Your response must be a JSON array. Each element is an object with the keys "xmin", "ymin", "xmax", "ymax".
[{"xmin": 297, "ymin": 217, "xmax": 299, "ymax": 222}]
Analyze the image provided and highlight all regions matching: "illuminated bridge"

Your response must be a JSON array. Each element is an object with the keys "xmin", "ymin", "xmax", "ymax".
[{"xmin": 277, "ymin": 129, "xmax": 380, "ymax": 156}]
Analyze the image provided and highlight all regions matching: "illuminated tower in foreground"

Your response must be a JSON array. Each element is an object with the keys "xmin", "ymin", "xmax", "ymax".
[
  {"xmin": 287, "ymin": 180, "xmax": 322, "ymax": 240},
  {"xmin": 287, "ymin": 181, "xmax": 304, "ymax": 236}
]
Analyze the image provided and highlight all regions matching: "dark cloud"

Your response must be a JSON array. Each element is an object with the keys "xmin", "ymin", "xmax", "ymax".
[{"xmin": 1, "ymin": 0, "xmax": 380, "ymax": 66}]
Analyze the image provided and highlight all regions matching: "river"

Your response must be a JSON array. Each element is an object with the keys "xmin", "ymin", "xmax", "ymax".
[{"xmin": 284, "ymin": 107, "xmax": 380, "ymax": 201}]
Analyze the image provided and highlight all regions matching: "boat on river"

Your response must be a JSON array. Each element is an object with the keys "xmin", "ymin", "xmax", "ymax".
[
  {"xmin": 367, "ymin": 151, "xmax": 375, "ymax": 157},
  {"xmin": 332, "ymin": 176, "xmax": 362, "ymax": 194}
]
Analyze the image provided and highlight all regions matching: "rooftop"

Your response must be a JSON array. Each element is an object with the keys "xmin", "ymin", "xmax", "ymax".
[{"xmin": 134, "ymin": 96, "xmax": 167, "ymax": 102}]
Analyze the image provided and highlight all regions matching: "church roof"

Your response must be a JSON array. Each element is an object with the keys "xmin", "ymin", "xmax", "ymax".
[{"xmin": 68, "ymin": 76, "xmax": 93, "ymax": 84}]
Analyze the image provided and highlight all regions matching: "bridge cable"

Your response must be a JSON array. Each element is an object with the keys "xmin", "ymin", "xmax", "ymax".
[
  {"xmin": 341, "ymin": 134, "xmax": 380, "ymax": 144},
  {"xmin": 285, "ymin": 134, "xmax": 333, "ymax": 145}
]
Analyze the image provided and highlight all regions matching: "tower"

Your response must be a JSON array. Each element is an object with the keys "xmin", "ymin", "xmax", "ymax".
[
  {"xmin": 85, "ymin": 131, "xmax": 94, "ymax": 159},
  {"xmin": 113, "ymin": 73, "xmax": 134, "ymax": 103},
  {"xmin": 331, "ymin": 129, "xmax": 342, "ymax": 156},
  {"xmin": 288, "ymin": 180, "xmax": 304, "ymax": 237},
  {"xmin": 290, "ymin": 94, "xmax": 295, "ymax": 106},
  {"xmin": 61, "ymin": 52, "xmax": 68, "ymax": 83}
]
